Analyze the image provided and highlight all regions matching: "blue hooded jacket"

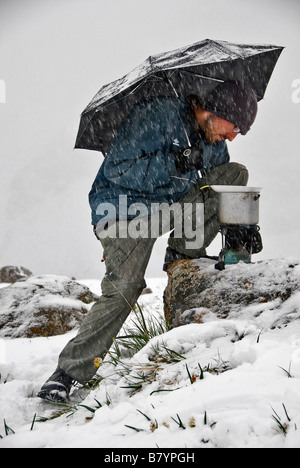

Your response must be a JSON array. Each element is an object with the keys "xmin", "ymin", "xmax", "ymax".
[{"xmin": 89, "ymin": 97, "xmax": 230, "ymax": 226}]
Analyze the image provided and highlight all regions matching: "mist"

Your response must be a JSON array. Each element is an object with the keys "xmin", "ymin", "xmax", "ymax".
[{"xmin": 1, "ymin": 0, "xmax": 300, "ymax": 279}]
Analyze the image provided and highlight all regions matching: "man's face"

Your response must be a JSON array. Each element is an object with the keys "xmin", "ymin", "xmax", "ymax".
[{"xmin": 200, "ymin": 113, "xmax": 240, "ymax": 144}]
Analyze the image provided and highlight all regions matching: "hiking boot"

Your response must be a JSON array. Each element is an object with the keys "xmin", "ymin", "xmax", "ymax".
[
  {"xmin": 37, "ymin": 368, "xmax": 74, "ymax": 403},
  {"xmin": 163, "ymin": 247, "xmax": 218, "ymax": 272},
  {"xmin": 163, "ymin": 247, "xmax": 193, "ymax": 272}
]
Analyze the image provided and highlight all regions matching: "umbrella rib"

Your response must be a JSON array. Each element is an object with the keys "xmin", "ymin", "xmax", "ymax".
[
  {"xmin": 93, "ymin": 74, "xmax": 166, "ymax": 111},
  {"xmin": 127, "ymin": 80, "xmax": 146, "ymax": 96},
  {"xmin": 164, "ymin": 72, "xmax": 191, "ymax": 147},
  {"xmin": 178, "ymin": 69, "xmax": 224, "ymax": 82},
  {"xmin": 164, "ymin": 72, "xmax": 179, "ymax": 98}
]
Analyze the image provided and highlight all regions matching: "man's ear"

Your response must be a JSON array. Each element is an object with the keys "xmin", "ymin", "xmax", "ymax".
[{"xmin": 194, "ymin": 107, "xmax": 213, "ymax": 126}]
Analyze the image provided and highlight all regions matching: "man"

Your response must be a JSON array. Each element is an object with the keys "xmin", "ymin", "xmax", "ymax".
[{"xmin": 38, "ymin": 80, "xmax": 260, "ymax": 403}]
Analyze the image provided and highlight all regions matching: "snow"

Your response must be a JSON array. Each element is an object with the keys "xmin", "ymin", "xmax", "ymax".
[{"xmin": 1, "ymin": 265, "xmax": 300, "ymax": 449}]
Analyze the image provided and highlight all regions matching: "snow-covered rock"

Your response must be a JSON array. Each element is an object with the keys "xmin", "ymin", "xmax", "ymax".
[
  {"xmin": 0, "ymin": 265, "xmax": 32, "ymax": 283},
  {"xmin": 0, "ymin": 275, "xmax": 99, "ymax": 338},
  {"xmin": 164, "ymin": 258, "xmax": 300, "ymax": 329}
]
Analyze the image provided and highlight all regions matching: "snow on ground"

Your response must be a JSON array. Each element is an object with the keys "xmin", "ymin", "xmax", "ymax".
[{"xmin": 1, "ymin": 266, "xmax": 300, "ymax": 449}]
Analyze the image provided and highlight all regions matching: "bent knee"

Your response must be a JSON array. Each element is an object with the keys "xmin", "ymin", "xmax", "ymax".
[
  {"xmin": 101, "ymin": 276, "xmax": 146, "ymax": 298},
  {"xmin": 226, "ymin": 162, "xmax": 249, "ymax": 186}
]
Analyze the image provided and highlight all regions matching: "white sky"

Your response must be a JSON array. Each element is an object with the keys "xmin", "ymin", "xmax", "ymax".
[{"xmin": 0, "ymin": 0, "xmax": 300, "ymax": 279}]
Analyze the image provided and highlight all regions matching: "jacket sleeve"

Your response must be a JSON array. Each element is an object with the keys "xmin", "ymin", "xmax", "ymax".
[
  {"xmin": 102, "ymin": 101, "xmax": 178, "ymax": 193},
  {"xmin": 201, "ymin": 140, "xmax": 230, "ymax": 175}
]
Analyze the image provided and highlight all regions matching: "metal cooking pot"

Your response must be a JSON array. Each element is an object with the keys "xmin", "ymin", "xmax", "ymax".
[{"xmin": 211, "ymin": 186, "xmax": 262, "ymax": 225}]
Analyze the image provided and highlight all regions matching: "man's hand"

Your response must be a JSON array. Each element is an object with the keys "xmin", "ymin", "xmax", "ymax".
[{"xmin": 173, "ymin": 140, "xmax": 204, "ymax": 173}]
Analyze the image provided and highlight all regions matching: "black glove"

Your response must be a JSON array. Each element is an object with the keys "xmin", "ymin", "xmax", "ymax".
[{"xmin": 173, "ymin": 140, "xmax": 204, "ymax": 173}]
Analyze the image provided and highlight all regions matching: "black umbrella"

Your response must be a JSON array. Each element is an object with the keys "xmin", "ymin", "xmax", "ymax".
[{"xmin": 75, "ymin": 39, "xmax": 283, "ymax": 154}]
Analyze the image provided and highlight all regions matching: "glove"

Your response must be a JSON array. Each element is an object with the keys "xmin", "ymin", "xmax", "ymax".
[{"xmin": 173, "ymin": 140, "xmax": 204, "ymax": 173}]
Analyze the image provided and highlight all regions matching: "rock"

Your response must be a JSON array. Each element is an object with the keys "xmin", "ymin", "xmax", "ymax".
[
  {"xmin": 0, "ymin": 266, "xmax": 32, "ymax": 283},
  {"xmin": 164, "ymin": 258, "xmax": 300, "ymax": 329},
  {"xmin": 0, "ymin": 275, "xmax": 99, "ymax": 338}
]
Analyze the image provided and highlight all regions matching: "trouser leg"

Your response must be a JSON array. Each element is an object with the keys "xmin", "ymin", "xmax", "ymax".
[
  {"xmin": 168, "ymin": 162, "xmax": 249, "ymax": 257},
  {"xmin": 57, "ymin": 163, "xmax": 248, "ymax": 383},
  {"xmin": 58, "ymin": 231, "xmax": 155, "ymax": 384}
]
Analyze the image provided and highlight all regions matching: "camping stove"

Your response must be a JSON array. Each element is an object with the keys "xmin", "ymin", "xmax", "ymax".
[{"xmin": 210, "ymin": 186, "xmax": 262, "ymax": 271}]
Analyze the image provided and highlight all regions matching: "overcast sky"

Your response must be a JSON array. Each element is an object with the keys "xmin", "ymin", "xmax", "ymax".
[{"xmin": 0, "ymin": 0, "xmax": 300, "ymax": 279}]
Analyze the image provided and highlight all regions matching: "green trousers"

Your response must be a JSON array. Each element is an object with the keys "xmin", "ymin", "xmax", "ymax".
[{"xmin": 58, "ymin": 163, "xmax": 248, "ymax": 383}]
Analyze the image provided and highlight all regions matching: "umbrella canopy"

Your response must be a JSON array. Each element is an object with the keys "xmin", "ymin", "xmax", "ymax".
[{"xmin": 75, "ymin": 39, "xmax": 283, "ymax": 154}]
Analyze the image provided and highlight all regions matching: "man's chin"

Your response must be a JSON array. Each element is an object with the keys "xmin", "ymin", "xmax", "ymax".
[{"xmin": 204, "ymin": 136, "xmax": 217, "ymax": 145}]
